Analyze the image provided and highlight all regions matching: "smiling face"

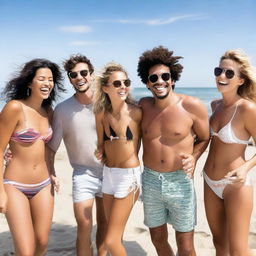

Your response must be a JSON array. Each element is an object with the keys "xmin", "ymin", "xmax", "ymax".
[
  {"xmin": 147, "ymin": 64, "xmax": 174, "ymax": 99},
  {"xmin": 69, "ymin": 62, "xmax": 92, "ymax": 93},
  {"xmin": 103, "ymin": 71, "xmax": 130, "ymax": 102},
  {"xmin": 215, "ymin": 59, "xmax": 244, "ymax": 94},
  {"xmin": 29, "ymin": 68, "xmax": 54, "ymax": 99}
]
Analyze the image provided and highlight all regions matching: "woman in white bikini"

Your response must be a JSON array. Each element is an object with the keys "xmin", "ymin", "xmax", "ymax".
[
  {"xmin": 0, "ymin": 59, "xmax": 64, "ymax": 255},
  {"xmin": 204, "ymin": 49, "xmax": 256, "ymax": 255},
  {"xmin": 94, "ymin": 62, "xmax": 142, "ymax": 256}
]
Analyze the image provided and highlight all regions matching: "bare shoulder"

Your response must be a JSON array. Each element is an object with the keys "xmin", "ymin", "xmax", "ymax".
[
  {"xmin": 1, "ymin": 100, "xmax": 22, "ymax": 115},
  {"xmin": 0, "ymin": 100, "xmax": 22, "ymax": 127},
  {"xmin": 129, "ymin": 104, "xmax": 142, "ymax": 122},
  {"xmin": 138, "ymin": 97, "xmax": 154, "ymax": 109},
  {"xmin": 239, "ymin": 99, "xmax": 256, "ymax": 117},
  {"xmin": 181, "ymin": 94, "xmax": 208, "ymax": 116},
  {"xmin": 95, "ymin": 110, "xmax": 104, "ymax": 120}
]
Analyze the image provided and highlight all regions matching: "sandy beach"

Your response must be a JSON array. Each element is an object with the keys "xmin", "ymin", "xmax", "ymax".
[{"xmin": 1, "ymin": 143, "xmax": 256, "ymax": 256}]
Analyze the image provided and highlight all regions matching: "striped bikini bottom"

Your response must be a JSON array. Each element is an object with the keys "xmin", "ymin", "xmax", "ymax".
[{"xmin": 4, "ymin": 177, "xmax": 51, "ymax": 199}]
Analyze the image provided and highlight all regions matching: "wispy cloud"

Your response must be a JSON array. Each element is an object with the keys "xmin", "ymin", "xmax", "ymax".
[
  {"xmin": 58, "ymin": 25, "xmax": 92, "ymax": 33},
  {"xmin": 92, "ymin": 14, "xmax": 208, "ymax": 26},
  {"xmin": 69, "ymin": 40, "xmax": 101, "ymax": 46}
]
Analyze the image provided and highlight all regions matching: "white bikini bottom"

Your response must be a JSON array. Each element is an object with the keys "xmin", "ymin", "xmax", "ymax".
[{"xmin": 203, "ymin": 170, "xmax": 254, "ymax": 199}]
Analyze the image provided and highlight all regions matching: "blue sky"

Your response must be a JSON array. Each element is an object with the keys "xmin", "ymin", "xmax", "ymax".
[{"xmin": 0, "ymin": 0, "xmax": 255, "ymax": 96}]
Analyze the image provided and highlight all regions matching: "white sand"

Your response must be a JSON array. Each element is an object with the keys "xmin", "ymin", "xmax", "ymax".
[{"xmin": 1, "ymin": 143, "xmax": 256, "ymax": 256}]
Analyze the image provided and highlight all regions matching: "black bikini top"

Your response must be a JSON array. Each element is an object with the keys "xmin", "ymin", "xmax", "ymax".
[{"xmin": 104, "ymin": 125, "xmax": 133, "ymax": 141}]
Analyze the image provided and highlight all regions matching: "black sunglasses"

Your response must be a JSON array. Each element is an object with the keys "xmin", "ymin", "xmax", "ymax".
[
  {"xmin": 214, "ymin": 67, "xmax": 235, "ymax": 79},
  {"xmin": 148, "ymin": 72, "xmax": 171, "ymax": 83},
  {"xmin": 68, "ymin": 69, "xmax": 89, "ymax": 79},
  {"xmin": 111, "ymin": 79, "xmax": 131, "ymax": 88}
]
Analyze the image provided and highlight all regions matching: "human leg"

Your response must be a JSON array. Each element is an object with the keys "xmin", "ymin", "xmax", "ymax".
[
  {"xmin": 104, "ymin": 189, "xmax": 140, "ymax": 256},
  {"xmin": 142, "ymin": 168, "xmax": 174, "ymax": 255},
  {"xmin": 103, "ymin": 193, "xmax": 114, "ymax": 221},
  {"xmin": 164, "ymin": 171, "xmax": 196, "ymax": 256},
  {"xmin": 149, "ymin": 224, "xmax": 174, "ymax": 256},
  {"xmin": 95, "ymin": 196, "xmax": 108, "ymax": 256},
  {"xmin": 224, "ymin": 184, "xmax": 253, "ymax": 256},
  {"xmin": 175, "ymin": 231, "xmax": 196, "ymax": 256},
  {"xmin": 73, "ymin": 199, "xmax": 94, "ymax": 256},
  {"xmin": 30, "ymin": 184, "xmax": 54, "ymax": 256},
  {"xmin": 5, "ymin": 184, "xmax": 36, "ymax": 256},
  {"xmin": 204, "ymin": 181, "xmax": 229, "ymax": 255},
  {"xmin": 72, "ymin": 170, "xmax": 105, "ymax": 256}
]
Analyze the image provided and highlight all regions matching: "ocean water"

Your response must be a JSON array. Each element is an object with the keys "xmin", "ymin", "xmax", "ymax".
[
  {"xmin": 0, "ymin": 87, "xmax": 220, "ymax": 114},
  {"xmin": 132, "ymin": 87, "xmax": 220, "ymax": 114}
]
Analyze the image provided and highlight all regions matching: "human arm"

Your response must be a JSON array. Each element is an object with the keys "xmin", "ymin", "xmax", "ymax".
[
  {"xmin": 46, "ymin": 106, "xmax": 64, "ymax": 193},
  {"xmin": 181, "ymin": 97, "xmax": 210, "ymax": 177},
  {"xmin": 45, "ymin": 145, "xmax": 60, "ymax": 193},
  {"xmin": 0, "ymin": 101, "xmax": 21, "ymax": 213},
  {"xmin": 94, "ymin": 111, "xmax": 106, "ymax": 164},
  {"xmin": 132, "ymin": 105, "xmax": 143, "ymax": 154}
]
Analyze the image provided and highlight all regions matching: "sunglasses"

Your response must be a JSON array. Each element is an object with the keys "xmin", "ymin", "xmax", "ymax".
[
  {"xmin": 68, "ymin": 69, "xmax": 89, "ymax": 79},
  {"xmin": 148, "ymin": 72, "xmax": 171, "ymax": 83},
  {"xmin": 110, "ymin": 79, "xmax": 131, "ymax": 88},
  {"xmin": 214, "ymin": 67, "xmax": 235, "ymax": 79}
]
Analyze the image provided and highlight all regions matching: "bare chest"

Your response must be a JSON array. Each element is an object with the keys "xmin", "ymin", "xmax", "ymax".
[{"xmin": 142, "ymin": 107, "xmax": 193, "ymax": 139}]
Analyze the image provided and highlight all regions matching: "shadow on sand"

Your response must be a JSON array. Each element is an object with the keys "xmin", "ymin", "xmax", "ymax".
[{"xmin": 0, "ymin": 222, "xmax": 147, "ymax": 256}]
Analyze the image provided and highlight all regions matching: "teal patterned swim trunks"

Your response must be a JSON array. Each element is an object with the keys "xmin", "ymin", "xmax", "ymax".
[{"xmin": 142, "ymin": 167, "xmax": 197, "ymax": 232}]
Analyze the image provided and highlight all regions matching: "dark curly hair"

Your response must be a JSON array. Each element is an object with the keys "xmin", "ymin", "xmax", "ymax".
[
  {"xmin": 137, "ymin": 46, "xmax": 183, "ymax": 87},
  {"xmin": 2, "ymin": 58, "xmax": 65, "ymax": 108},
  {"xmin": 63, "ymin": 54, "xmax": 94, "ymax": 74}
]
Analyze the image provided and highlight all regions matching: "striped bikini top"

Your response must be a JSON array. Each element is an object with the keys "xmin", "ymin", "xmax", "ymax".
[{"xmin": 10, "ymin": 104, "xmax": 53, "ymax": 144}]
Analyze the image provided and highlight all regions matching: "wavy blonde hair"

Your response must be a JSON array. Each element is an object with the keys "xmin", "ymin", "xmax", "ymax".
[
  {"xmin": 221, "ymin": 49, "xmax": 256, "ymax": 102},
  {"xmin": 93, "ymin": 62, "xmax": 136, "ymax": 113}
]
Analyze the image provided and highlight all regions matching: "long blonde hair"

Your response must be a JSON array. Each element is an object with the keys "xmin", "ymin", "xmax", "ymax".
[
  {"xmin": 93, "ymin": 62, "xmax": 136, "ymax": 113},
  {"xmin": 221, "ymin": 49, "xmax": 256, "ymax": 102}
]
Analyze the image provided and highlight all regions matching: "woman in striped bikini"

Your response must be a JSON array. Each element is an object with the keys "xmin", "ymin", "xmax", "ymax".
[{"xmin": 0, "ymin": 59, "xmax": 64, "ymax": 255}]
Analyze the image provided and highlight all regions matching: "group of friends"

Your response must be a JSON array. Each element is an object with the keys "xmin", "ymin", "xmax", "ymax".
[{"xmin": 0, "ymin": 45, "xmax": 256, "ymax": 256}]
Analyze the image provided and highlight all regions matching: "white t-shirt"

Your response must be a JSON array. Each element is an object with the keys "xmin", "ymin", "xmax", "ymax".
[{"xmin": 47, "ymin": 95, "xmax": 102, "ymax": 178}]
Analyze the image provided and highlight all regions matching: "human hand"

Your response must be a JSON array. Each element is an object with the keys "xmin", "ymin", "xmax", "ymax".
[
  {"xmin": 180, "ymin": 152, "xmax": 196, "ymax": 179},
  {"xmin": 4, "ymin": 148, "xmax": 13, "ymax": 167},
  {"xmin": 50, "ymin": 175, "xmax": 60, "ymax": 194},
  {"xmin": 94, "ymin": 148, "xmax": 106, "ymax": 164},
  {"xmin": 0, "ymin": 190, "xmax": 8, "ymax": 214},
  {"xmin": 94, "ymin": 148, "xmax": 103, "ymax": 161},
  {"xmin": 225, "ymin": 166, "xmax": 248, "ymax": 184}
]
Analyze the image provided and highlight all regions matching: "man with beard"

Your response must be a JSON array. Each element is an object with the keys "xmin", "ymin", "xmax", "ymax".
[
  {"xmin": 137, "ymin": 46, "xmax": 209, "ymax": 256},
  {"xmin": 47, "ymin": 54, "xmax": 107, "ymax": 256}
]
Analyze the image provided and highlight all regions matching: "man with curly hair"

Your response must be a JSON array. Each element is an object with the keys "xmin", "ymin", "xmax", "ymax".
[
  {"xmin": 137, "ymin": 46, "xmax": 209, "ymax": 256},
  {"xmin": 47, "ymin": 54, "xmax": 107, "ymax": 256}
]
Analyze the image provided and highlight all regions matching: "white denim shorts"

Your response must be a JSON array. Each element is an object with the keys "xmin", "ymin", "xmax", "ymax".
[
  {"xmin": 72, "ymin": 169, "xmax": 103, "ymax": 203},
  {"xmin": 102, "ymin": 165, "xmax": 142, "ymax": 198}
]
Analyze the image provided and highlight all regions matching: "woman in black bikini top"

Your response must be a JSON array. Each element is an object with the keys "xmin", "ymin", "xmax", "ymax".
[{"xmin": 94, "ymin": 62, "xmax": 142, "ymax": 256}]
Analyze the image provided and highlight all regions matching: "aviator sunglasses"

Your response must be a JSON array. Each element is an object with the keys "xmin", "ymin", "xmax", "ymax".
[
  {"xmin": 68, "ymin": 69, "xmax": 89, "ymax": 79},
  {"xmin": 148, "ymin": 72, "xmax": 171, "ymax": 83},
  {"xmin": 214, "ymin": 67, "xmax": 235, "ymax": 79},
  {"xmin": 110, "ymin": 79, "xmax": 131, "ymax": 88}
]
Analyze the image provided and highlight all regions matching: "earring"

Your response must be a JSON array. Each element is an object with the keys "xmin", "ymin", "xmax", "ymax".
[{"xmin": 27, "ymin": 88, "xmax": 30, "ymax": 96}]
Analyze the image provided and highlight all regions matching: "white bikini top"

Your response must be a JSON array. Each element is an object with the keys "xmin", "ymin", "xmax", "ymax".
[{"xmin": 211, "ymin": 105, "xmax": 251, "ymax": 145}]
